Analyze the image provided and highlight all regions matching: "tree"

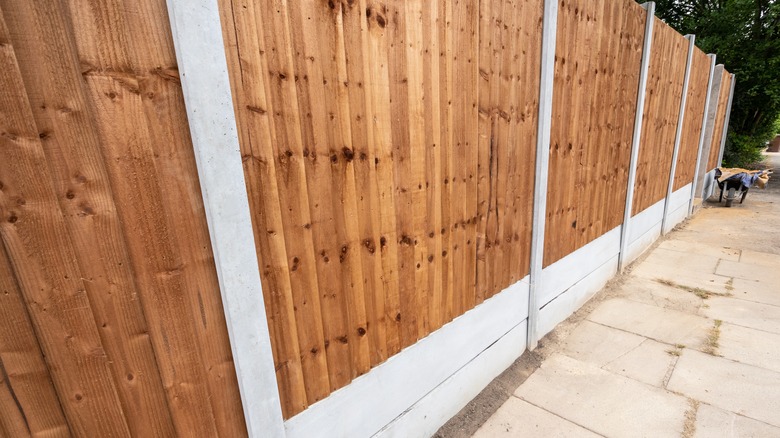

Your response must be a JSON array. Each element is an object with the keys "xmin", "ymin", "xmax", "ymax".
[{"xmin": 652, "ymin": 0, "xmax": 780, "ymax": 167}]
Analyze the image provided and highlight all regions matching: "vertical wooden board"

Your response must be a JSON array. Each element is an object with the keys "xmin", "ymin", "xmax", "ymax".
[
  {"xmin": 340, "ymin": 0, "xmax": 390, "ymax": 368},
  {"xmin": 365, "ymin": 0, "xmax": 403, "ymax": 357},
  {"xmin": 1, "ymin": 2, "xmax": 177, "ymax": 435},
  {"xmin": 83, "ymin": 72, "xmax": 219, "ymax": 436},
  {"xmin": 255, "ymin": 0, "xmax": 336, "ymax": 408},
  {"xmin": 707, "ymin": 70, "xmax": 731, "ymax": 170},
  {"xmin": 405, "ymin": 0, "xmax": 430, "ymax": 341},
  {"xmin": 0, "ymin": 12, "xmax": 130, "ymax": 435},
  {"xmin": 674, "ymin": 48, "xmax": 710, "ymax": 190},
  {"xmin": 438, "ymin": 0, "xmax": 455, "ymax": 326},
  {"xmin": 476, "ymin": 0, "xmax": 500, "ymax": 304},
  {"xmin": 462, "ymin": 0, "xmax": 479, "ymax": 312},
  {"xmin": 66, "ymin": 0, "xmax": 247, "ymax": 432},
  {"xmin": 507, "ymin": 0, "xmax": 542, "ymax": 284},
  {"xmin": 545, "ymin": 0, "xmax": 643, "ymax": 266},
  {"xmin": 422, "ymin": 0, "xmax": 445, "ymax": 334},
  {"xmin": 285, "ymin": 0, "xmax": 358, "ymax": 390},
  {"xmin": 104, "ymin": 1, "xmax": 247, "ymax": 432},
  {"xmin": 218, "ymin": 0, "xmax": 310, "ymax": 417},
  {"xmin": 0, "ymin": 361, "xmax": 30, "ymax": 438},
  {"xmin": 632, "ymin": 20, "xmax": 687, "ymax": 215},
  {"xmin": 383, "ymin": 0, "xmax": 419, "ymax": 348},
  {"xmin": 0, "ymin": 244, "xmax": 69, "ymax": 437}
]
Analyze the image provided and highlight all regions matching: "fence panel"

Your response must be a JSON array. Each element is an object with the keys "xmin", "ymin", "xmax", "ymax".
[
  {"xmin": 632, "ymin": 19, "xmax": 688, "ymax": 215},
  {"xmin": 218, "ymin": 0, "xmax": 544, "ymax": 418},
  {"xmin": 707, "ymin": 69, "xmax": 733, "ymax": 170},
  {"xmin": 674, "ymin": 48, "xmax": 712, "ymax": 191},
  {"xmin": 0, "ymin": 1, "xmax": 244, "ymax": 435},
  {"xmin": 544, "ymin": 0, "xmax": 646, "ymax": 266}
]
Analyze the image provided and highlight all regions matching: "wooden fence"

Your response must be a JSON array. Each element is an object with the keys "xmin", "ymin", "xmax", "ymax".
[
  {"xmin": 219, "ymin": 0, "xmax": 544, "ymax": 418},
  {"xmin": 707, "ymin": 70, "xmax": 734, "ymax": 170},
  {"xmin": 674, "ymin": 48, "xmax": 712, "ymax": 191},
  {"xmin": 544, "ymin": 0, "xmax": 646, "ymax": 266},
  {"xmin": 0, "ymin": 1, "xmax": 244, "ymax": 436},
  {"xmin": 1, "ymin": 0, "xmax": 735, "ymax": 435},
  {"xmin": 632, "ymin": 18, "xmax": 689, "ymax": 216}
]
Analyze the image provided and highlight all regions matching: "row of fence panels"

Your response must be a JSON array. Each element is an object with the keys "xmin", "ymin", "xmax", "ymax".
[{"xmin": 0, "ymin": 0, "xmax": 733, "ymax": 436}]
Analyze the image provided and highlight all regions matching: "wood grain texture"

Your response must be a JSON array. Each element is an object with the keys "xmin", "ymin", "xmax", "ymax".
[
  {"xmin": 219, "ymin": 0, "xmax": 542, "ymax": 418},
  {"xmin": 632, "ymin": 18, "xmax": 688, "ymax": 215},
  {"xmin": 706, "ymin": 69, "xmax": 732, "ymax": 171},
  {"xmin": 1, "ymin": 0, "xmax": 245, "ymax": 435},
  {"xmin": 544, "ymin": 0, "xmax": 646, "ymax": 266},
  {"xmin": 674, "ymin": 47, "xmax": 711, "ymax": 191}
]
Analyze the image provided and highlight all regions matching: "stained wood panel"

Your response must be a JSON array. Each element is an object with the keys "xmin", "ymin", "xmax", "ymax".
[
  {"xmin": 0, "ymin": 0, "xmax": 245, "ymax": 435},
  {"xmin": 218, "ymin": 0, "xmax": 542, "ymax": 418},
  {"xmin": 544, "ymin": 0, "xmax": 646, "ymax": 266},
  {"xmin": 707, "ymin": 70, "xmax": 733, "ymax": 170},
  {"xmin": 674, "ymin": 48, "xmax": 711, "ymax": 191},
  {"xmin": 632, "ymin": 19, "xmax": 688, "ymax": 215}
]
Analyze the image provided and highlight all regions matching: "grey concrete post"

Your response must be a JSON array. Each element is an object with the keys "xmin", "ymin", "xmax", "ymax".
[
  {"xmin": 527, "ymin": 0, "xmax": 559, "ymax": 351},
  {"xmin": 661, "ymin": 35, "xmax": 696, "ymax": 235},
  {"xmin": 689, "ymin": 56, "xmax": 718, "ymax": 216},
  {"xmin": 617, "ymin": 2, "xmax": 655, "ymax": 273},
  {"xmin": 165, "ymin": 0, "xmax": 286, "ymax": 436}
]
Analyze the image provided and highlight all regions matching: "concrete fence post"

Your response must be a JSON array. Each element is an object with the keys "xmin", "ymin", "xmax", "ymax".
[
  {"xmin": 617, "ymin": 2, "xmax": 655, "ymax": 273},
  {"xmin": 164, "ymin": 0, "xmax": 285, "ymax": 436},
  {"xmin": 527, "ymin": 0, "xmax": 559, "ymax": 351},
  {"xmin": 716, "ymin": 74, "xmax": 737, "ymax": 167},
  {"xmin": 661, "ymin": 35, "xmax": 696, "ymax": 235},
  {"xmin": 689, "ymin": 55, "xmax": 718, "ymax": 216}
]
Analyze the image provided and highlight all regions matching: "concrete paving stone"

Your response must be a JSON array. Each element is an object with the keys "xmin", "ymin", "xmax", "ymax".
[
  {"xmin": 633, "ymin": 248, "xmax": 731, "ymax": 295},
  {"xmin": 738, "ymin": 249, "xmax": 780, "ymax": 268},
  {"xmin": 602, "ymin": 339, "xmax": 676, "ymax": 388},
  {"xmin": 717, "ymin": 322, "xmax": 780, "ymax": 374},
  {"xmin": 620, "ymin": 276, "xmax": 704, "ymax": 314},
  {"xmin": 716, "ymin": 259, "xmax": 780, "ymax": 284},
  {"xmin": 694, "ymin": 403, "xmax": 780, "ymax": 438},
  {"xmin": 730, "ymin": 278, "xmax": 780, "ymax": 308},
  {"xmin": 703, "ymin": 296, "xmax": 780, "ymax": 335},
  {"xmin": 473, "ymin": 397, "xmax": 601, "ymax": 438},
  {"xmin": 561, "ymin": 320, "xmax": 646, "ymax": 368},
  {"xmin": 667, "ymin": 349, "xmax": 780, "ymax": 427},
  {"xmin": 587, "ymin": 298, "xmax": 711, "ymax": 348},
  {"xmin": 658, "ymin": 240, "xmax": 741, "ymax": 262},
  {"xmin": 515, "ymin": 354, "xmax": 688, "ymax": 438}
]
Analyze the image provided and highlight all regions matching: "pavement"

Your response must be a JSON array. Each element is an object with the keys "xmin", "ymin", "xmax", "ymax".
[{"xmin": 472, "ymin": 153, "xmax": 780, "ymax": 438}]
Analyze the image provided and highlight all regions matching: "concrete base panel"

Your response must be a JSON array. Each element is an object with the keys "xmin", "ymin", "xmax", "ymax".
[{"xmin": 284, "ymin": 279, "xmax": 529, "ymax": 438}]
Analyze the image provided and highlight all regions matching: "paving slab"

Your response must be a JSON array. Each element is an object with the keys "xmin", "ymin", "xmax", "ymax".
[
  {"xmin": 693, "ymin": 403, "xmax": 780, "ymax": 438},
  {"xmin": 729, "ymin": 278, "xmax": 780, "ymax": 308},
  {"xmin": 703, "ymin": 296, "xmax": 780, "ymax": 335},
  {"xmin": 657, "ymin": 240, "xmax": 741, "ymax": 262},
  {"xmin": 738, "ymin": 249, "xmax": 780, "ymax": 268},
  {"xmin": 473, "ymin": 397, "xmax": 601, "ymax": 438},
  {"xmin": 515, "ymin": 354, "xmax": 687, "ymax": 438},
  {"xmin": 716, "ymin": 259, "xmax": 780, "ymax": 284},
  {"xmin": 633, "ymin": 248, "xmax": 731, "ymax": 294},
  {"xmin": 717, "ymin": 322, "xmax": 780, "ymax": 374},
  {"xmin": 602, "ymin": 339, "xmax": 676, "ymax": 388},
  {"xmin": 561, "ymin": 320, "xmax": 646, "ymax": 368},
  {"xmin": 667, "ymin": 349, "xmax": 780, "ymax": 427},
  {"xmin": 587, "ymin": 298, "xmax": 711, "ymax": 348},
  {"xmin": 620, "ymin": 276, "xmax": 704, "ymax": 314}
]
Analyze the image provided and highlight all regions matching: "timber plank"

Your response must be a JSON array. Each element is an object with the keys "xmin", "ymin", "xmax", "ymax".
[
  {"xmin": 0, "ymin": 11, "xmax": 130, "ymax": 434},
  {"xmin": 1, "ymin": 2, "xmax": 176, "ymax": 435},
  {"xmin": 218, "ymin": 0, "xmax": 311, "ymax": 417}
]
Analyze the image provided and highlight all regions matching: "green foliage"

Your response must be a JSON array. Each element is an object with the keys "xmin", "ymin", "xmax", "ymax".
[{"xmin": 651, "ymin": 0, "xmax": 780, "ymax": 168}]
